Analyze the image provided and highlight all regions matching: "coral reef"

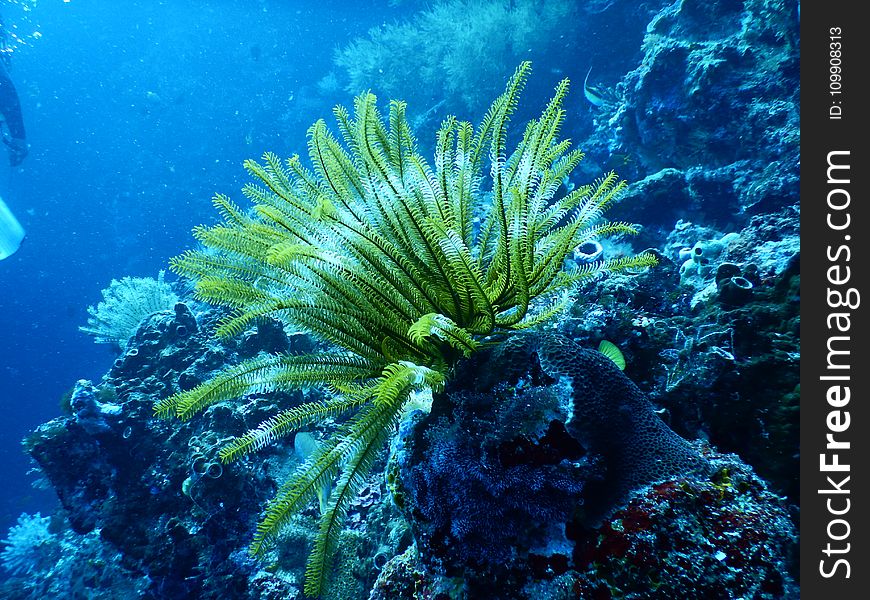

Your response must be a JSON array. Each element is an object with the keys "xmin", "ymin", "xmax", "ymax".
[
  {"xmin": 390, "ymin": 334, "xmax": 711, "ymax": 592},
  {"xmin": 25, "ymin": 306, "xmax": 279, "ymax": 596},
  {"xmin": 0, "ymin": 515, "xmax": 151, "ymax": 599},
  {"xmin": 589, "ymin": 0, "xmax": 798, "ymax": 225},
  {"xmin": 560, "ymin": 237, "xmax": 799, "ymax": 503},
  {"xmin": 20, "ymin": 294, "xmax": 414, "ymax": 598},
  {"xmin": 23, "ymin": 302, "xmax": 796, "ymax": 597},
  {"xmin": 676, "ymin": 230, "xmax": 740, "ymax": 286},
  {"xmin": 567, "ymin": 450, "xmax": 798, "ymax": 599},
  {"xmin": 393, "ymin": 364, "xmax": 591, "ymax": 574},
  {"xmin": 12, "ymin": 0, "xmax": 801, "ymax": 596},
  {"xmin": 68, "ymin": 380, "xmax": 122, "ymax": 435}
]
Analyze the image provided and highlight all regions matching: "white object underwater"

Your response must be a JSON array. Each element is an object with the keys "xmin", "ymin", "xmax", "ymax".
[{"xmin": 0, "ymin": 195, "xmax": 25, "ymax": 260}]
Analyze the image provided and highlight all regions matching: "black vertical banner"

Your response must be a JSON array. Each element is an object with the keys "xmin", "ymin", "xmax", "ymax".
[{"xmin": 801, "ymin": 0, "xmax": 870, "ymax": 597}]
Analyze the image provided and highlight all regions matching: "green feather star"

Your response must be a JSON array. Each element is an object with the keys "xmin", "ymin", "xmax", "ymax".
[{"xmin": 157, "ymin": 61, "xmax": 657, "ymax": 597}]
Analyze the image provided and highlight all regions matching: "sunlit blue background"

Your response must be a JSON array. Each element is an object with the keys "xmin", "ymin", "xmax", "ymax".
[{"xmin": 0, "ymin": 0, "xmax": 395, "ymax": 535}]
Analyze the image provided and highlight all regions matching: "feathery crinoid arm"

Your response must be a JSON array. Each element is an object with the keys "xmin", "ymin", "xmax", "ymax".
[
  {"xmin": 248, "ymin": 361, "xmax": 443, "ymax": 598},
  {"xmin": 471, "ymin": 66, "xmax": 657, "ymax": 329},
  {"xmin": 154, "ymin": 352, "xmax": 381, "ymax": 421}
]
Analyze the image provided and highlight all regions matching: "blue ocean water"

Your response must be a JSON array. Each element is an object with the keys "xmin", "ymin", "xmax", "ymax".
[{"xmin": 0, "ymin": 0, "xmax": 393, "ymax": 535}]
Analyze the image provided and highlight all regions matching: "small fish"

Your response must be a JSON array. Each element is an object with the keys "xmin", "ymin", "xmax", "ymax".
[
  {"xmin": 294, "ymin": 432, "xmax": 332, "ymax": 514},
  {"xmin": 606, "ymin": 153, "xmax": 634, "ymax": 170},
  {"xmin": 583, "ymin": 67, "xmax": 617, "ymax": 108}
]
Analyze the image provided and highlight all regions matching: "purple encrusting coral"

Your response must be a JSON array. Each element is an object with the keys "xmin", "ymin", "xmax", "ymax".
[
  {"xmin": 373, "ymin": 448, "xmax": 797, "ymax": 600},
  {"xmin": 567, "ymin": 450, "xmax": 797, "ymax": 599},
  {"xmin": 377, "ymin": 335, "xmax": 795, "ymax": 599}
]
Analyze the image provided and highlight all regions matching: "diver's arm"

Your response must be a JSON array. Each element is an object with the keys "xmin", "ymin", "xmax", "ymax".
[
  {"xmin": 0, "ymin": 66, "xmax": 25, "ymax": 140},
  {"xmin": 0, "ymin": 62, "xmax": 27, "ymax": 165}
]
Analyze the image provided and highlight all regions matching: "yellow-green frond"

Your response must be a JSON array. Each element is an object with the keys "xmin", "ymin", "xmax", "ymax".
[
  {"xmin": 409, "ymin": 313, "xmax": 480, "ymax": 357},
  {"xmin": 154, "ymin": 353, "xmax": 379, "ymax": 421},
  {"xmin": 598, "ymin": 340, "xmax": 626, "ymax": 370},
  {"xmin": 598, "ymin": 252, "xmax": 660, "ymax": 275},
  {"xmin": 218, "ymin": 394, "xmax": 369, "ymax": 463},
  {"xmin": 303, "ymin": 401, "xmax": 398, "ymax": 597},
  {"xmin": 249, "ymin": 433, "xmax": 345, "ymax": 557},
  {"xmin": 251, "ymin": 387, "xmax": 407, "ymax": 562},
  {"xmin": 511, "ymin": 294, "xmax": 573, "ymax": 330}
]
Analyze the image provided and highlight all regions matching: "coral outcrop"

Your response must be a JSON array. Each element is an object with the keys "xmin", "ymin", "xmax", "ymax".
[
  {"xmin": 18, "ymin": 304, "xmax": 409, "ymax": 599},
  {"xmin": 375, "ymin": 335, "xmax": 795, "ymax": 598},
  {"xmin": 589, "ymin": 0, "xmax": 798, "ymax": 224},
  {"xmin": 561, "ymin": 243, "xmax": 799, "ymax": 503}
]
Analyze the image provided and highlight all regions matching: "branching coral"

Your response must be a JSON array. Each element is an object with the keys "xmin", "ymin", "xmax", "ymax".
[
  {"xmin": 157, "ymin": 62, "xmax": 655, "ymax": 597},
  {"xmin": 333, "ymin": 0, "xmax": 577, "ymax": 115}
]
